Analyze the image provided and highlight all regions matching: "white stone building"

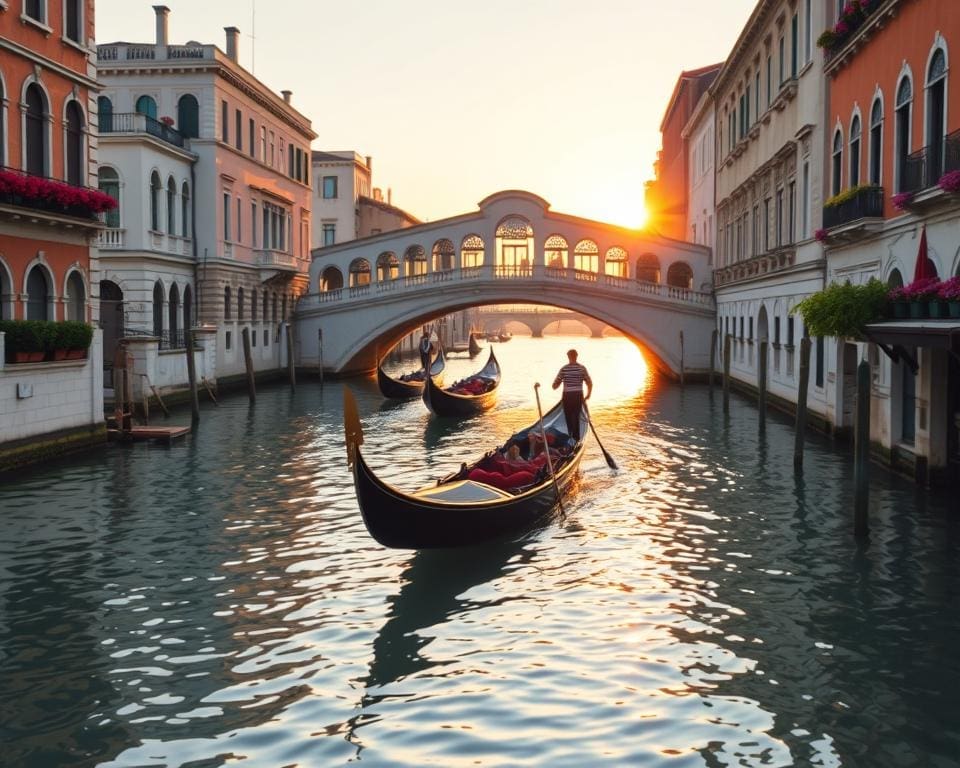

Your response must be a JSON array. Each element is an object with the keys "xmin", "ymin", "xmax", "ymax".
[{"xmin": 683, "ymin": 91, "xmax": 717, "ymax": 253}]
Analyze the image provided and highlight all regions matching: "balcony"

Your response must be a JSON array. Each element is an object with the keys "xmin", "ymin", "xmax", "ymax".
[
  {"xmin": 100, "ymin": 113, "xmax": 186, "ymax": 149},
  {"xmin": 823, "ymin": 185, "xmax": 885, "ymax": 237},
  {"xmin": 97, "ymin": 228, "xmax": 125, "ymax": 249},
  {"xmin": 0, "ymin": 166, "xmax": 109, "ymax": 229},
  {"xmin": 256, "ymin": 249, "xmax": 297, "ymax": 271},
  {"xmin": 899, "ymin": 129, "xmax": 960, "ymax": 198},
  {"xmin": 97, "ymin": 43, "xmax": 215, "ymax": 64}
]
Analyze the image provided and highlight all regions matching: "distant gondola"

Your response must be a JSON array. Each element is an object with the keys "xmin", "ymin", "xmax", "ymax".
[
  {"xmin": 377, "ymin": 346, "xmax": 445, "ymax": 399},
  {"xmin": 422, "ymin": 348, "xmax": 500, "ymax": 417},
  {"xmin": 498, "ymin": 331, "xmax": 512, "ymax": 342},
  {"xmin": 344, "ymin": 389, "xmax": 588, "ymax": 549},
  {"xmin": 468, "ymin": 331, "xmax": 482, "ymax": 357}
]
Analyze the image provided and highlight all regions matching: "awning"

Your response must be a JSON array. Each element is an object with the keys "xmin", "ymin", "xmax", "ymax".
[{"xmin": 863, "ymin": 320, "xmax": 960, "ymax": 373}]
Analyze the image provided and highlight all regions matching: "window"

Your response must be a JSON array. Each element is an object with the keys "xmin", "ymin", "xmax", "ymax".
[
  {"xmin": 739, "ymin": 317, "xmax": 744, "ymax": 340},
  {"xmin": 774, "ymin": 316, "xmax": 781, "ymax": 346},
  {"xmin": 249, "ymin": 118, "xmax": 255, "ymax": 158},
  {"xmin": 221, "ymin": 100, "xmax": 229, "ymax": 143},
  {"xmin": 99, "ymin": 167, "xmax": 120, "ymax": 228},
  {"xmin": 787, "ymin": 316, "xmax": 795, "ymax": 346},
  {"xmin": 323, "ymin": 223, "xmax": 335, "ymax": 246},
  {"xmin": 25, "ymin": 0, "xmax": 45, "ymax": 23},
  {"xmin": 226, "ymin": 331, "xmax": 232, "ymax": 350},
  {"xmin": 269, "ymin": 131, "xmax": 275, "ymax": 166},
  {"xmin": 322, "ymin": 176, "xmax": 338, "ymax": 199},
  {"xmin": 25, "ymin": 83, "xmax": 46, "ymax": 177},
  {"xmin": 251, "ymin": 202, "xmax": 258, "ymax": 247},
  {"xmin": 66, "ymin": 272, "xmax": 85, "ymax": 322},
  {"xmin": 755, "ymin": 71, "xmax": 761, "ymax": 120},
  {"xmin": 150, "ymin": 171, "xmax": 161, "ymax": 231},
  {"xmin": 135, "ymin": 95, "xmax": 157, "ymax": 120},
  {"xmin": 26, "ymin": 266, "xmax": 49, "ymax": 321},
  {"xmin": 801, "ymin": 162, "xmax": 810, "ymax": 240},
  {"xmin": 763, "ymin": 198, "xmax": 770, "ymax": 251},
  {"xmin": 260, "ymin": 126, "xmax": 266, "ymax": 161},
  {"xmin": 66, "ymin": 0, "xmax": 82, "ymax": 43},
  {"xmin": 778, "ymin": 35, "xmax": 785, "ymax": 85},
  {"xmin": 766, "ymin": 55, "xmax": 772, "ymax": 104},
  {"xmin": 849, "ymin": 115, "xmax": 861, "ymax": 188},
  {"xmin": 224, "ymin": 286, "xmax": 232, "ymax": 320},
  {"xmin": 790, "ymin": 13, "xmax": 798, "ymax": 78},
  {"xmin": 181, "ymin": 182, "xmax": 190, "ymax": 237},
  {"xmin": 804, "ymin": 0, "xmax": 812, "ymax": 63},
  {"xmin": 166, "ymin": 176, "xmax": 176, "ymax": 233},
  {"xmin": 895, "ymin": 76, "xmax": 913, "ymax": 191},
  {"xmin": 237, "ymin": 287, "xmax": 244, "ymax": 321},
  {"xmin": 168, "ymin": 284, "xmax": 180, "ymax": 341},
  {"xmin": 776, "ymin": 188, "xmax": 784, "ymax": 246},
  {"xmin": 235, "ymin": 109, "xmax": 242, "ymax": 151},
  {"xmin": 749, "ymin": 317, "xmax": 754, "ymax": 341},
  {"xmin": 223, "ymin": 192, "xmax": 231, "ymax": 242},
  {"xmin": 152, "ymin": 281, "xmax": 164, "ymax": 336},
  {"xmin": 251, "ymin": 290, "xmax": 257, "ymax": 322},
  {"xmin": 97, "ymin": 96, "xmax": 113, "ymax": 133},
  {"xmin": 869, "ymin": 97, "xmax": 883, "ymax": 185},
  {"xmin": 788, "ymin": 181, "xmax": 796, "ymax": 243},
  {"xmin": 927, "ymin": 49, "xmax": 947, "ymax": 183},
  {"xmin": 262, "ymin": 202, "xmax": 288, "ymax": 250},
  {"xmin": 177, "ymin": 95, "xmax": 199, "ymax": 139},
  {"xmin": 236, "ymin": 197, "xmax": 242, "ymax": 243},
  {"xmin": 832, "ymin": 129, "xmax": 843, "ymax": 196},
  {"xmin": 65, "ymin": 101, "xmax": 84, "ymax": 186},
  {"xmin": 289, "ymin": 144, "xmax": 295, "ymax": 178}
]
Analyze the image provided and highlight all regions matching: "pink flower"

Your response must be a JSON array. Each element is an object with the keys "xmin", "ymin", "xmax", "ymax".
[
  {"xmin": 815, "ymin": 228, "xmax": 828, "ymax": 242},
  {"xmin": 892, "ymin": 192, "xmax": 913, "ymax": 211},
  {"xmin": 938, "ymin": 276, "xmax": 960, "ymax": 301},
  {"xmin": 902, "ymin": 277, "xmax": 941, "ymax": 299},
  {"xmin": 938, "ymin": 170, "xmax": 960, "ymax": 194},
  {"xmin": 889, "ymin": 286, "xmax": 907, "ymax": 301},
  {"xmin": 835, "ymin": 20, "xmax": 850, "ymax": 36}
]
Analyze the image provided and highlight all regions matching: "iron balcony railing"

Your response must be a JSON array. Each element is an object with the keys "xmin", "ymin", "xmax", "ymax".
[
  {"xmin": 899, "ymin": 129, "xmax": 960, "ymax": 194},
  {"xmin": 823, "ymin": 185, "xmax": 885, "ymax": 229},
  {"xmin": 0, "ymin": 165, "xmax": 107, "ymax": 222},
  {"xmin": 99, "ymin": 113, "xmax": 186, "ymax": 149}
]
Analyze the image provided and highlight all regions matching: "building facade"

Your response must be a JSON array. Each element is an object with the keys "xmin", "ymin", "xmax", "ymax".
[
  {"xmin": 712, "ymin": 0, "xmax": 829, "ymax": 421},
  {"xmin": 683, "ymin": 90, "xmax": 717, "ymax": 253},
  {"xmin": 95, "ymin": 5, "xmax": 316, "ymax": 385},
  {"xmin": 0, "ymin": 0, "xmax": 106, "ymax": 462},
  {"xmin": 820, "ymin": 0, "xmax": 960, "ymax": 481}
]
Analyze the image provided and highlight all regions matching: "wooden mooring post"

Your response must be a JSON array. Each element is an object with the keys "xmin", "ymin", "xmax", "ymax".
[
  {"xmin": 758, "ymin": 341, "xmax": 768, "ymax": 432},
  {"xmin": 185, "ymin": 328, "xmax": 200, "ymax": 421},
  {"xmin": 722, "ymin": 333, "xmax": 731, "ymax": 414},
  {"xmin": 794, "ymin": 337, "xmax": 811, "ymax": 470},
  {"xmin": 679, "ymin": 331, "xmax": 685, "ymax": 387},
  {"xmin": 709, "ymin": 329, "xmax": 718, "ymax": 391},
  {"xmin": 286, "ymin": 323, "xmax": 296, "ymax": 390},
  {"xmin": 318, "ymin": 328, "xmax": 324, "ymax": 389},
  {"xmin": 854, "ymin": 359, "xmax": 871, "ymax": 537},
  {"xmin": 242, "ymin": 326, "xmax": 256, "ymax": 403}
]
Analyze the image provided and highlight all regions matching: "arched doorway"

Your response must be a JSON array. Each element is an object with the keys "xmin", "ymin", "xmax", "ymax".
[{"xmin": 100, "ymin": 280, "xmax": 124, "ymax": 382}]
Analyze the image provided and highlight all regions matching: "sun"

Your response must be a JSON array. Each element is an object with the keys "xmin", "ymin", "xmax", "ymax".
[{"xmin": 596, "ymin": 197, "xmax": 649, "ymax": 231}]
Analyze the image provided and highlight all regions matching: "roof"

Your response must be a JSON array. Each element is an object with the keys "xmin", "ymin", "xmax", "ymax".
[
  {"xmin": 659, "ymin": 63, "xmax": 723, "ymax": 133},
  {"xmin": 358, "ymin": 195, "xmax": 421, "ymax": 224}
]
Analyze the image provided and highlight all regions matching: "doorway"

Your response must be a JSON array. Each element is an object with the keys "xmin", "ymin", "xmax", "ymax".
[{"xmin": 100, "ymin": 280, "xmax": 124, "ymax": 388}]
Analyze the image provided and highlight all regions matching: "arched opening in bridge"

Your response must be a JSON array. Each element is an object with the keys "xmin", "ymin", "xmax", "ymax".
[
  {"xmin": 545, "ymin": 235, "xmax": 568, "ymax": 270},
  {"xmin": 377, "ymin": 252, "xmax": 399, "ymax": 281},
  {"xmin": 321, "ymin": 266, "xmax": 344, "ymax": 292},
  {"xmin": 574, "ymin": 239, "xmax": 599, "ymax": 273},
  {"xmin": 432, "ymin": 239, "xmax": 455, "ymax": 272},
  {"xmin": 461, "ymin": 234, "xmax": 485, "ymax": 268},
  {"xmin": 636, "ymin": 253, "xmax": 660, "ymax": 283},
  {"xmin": 605, "ymin": 246, "xmax": 628, "ymax": 278},
  {"xmin": 349, "ymin": 258, "xmax": 371, "ymax": 288},
  {"xmin": 495, "ymin": 217, "xmax": 533, "ymax": 276},
  {"xmin": 404, "ymin": 245, "xmax": 426, "ymax": 277},
  {"xmin": 666, "ymin": 261, "xmax": 693, "ymax": 289}
]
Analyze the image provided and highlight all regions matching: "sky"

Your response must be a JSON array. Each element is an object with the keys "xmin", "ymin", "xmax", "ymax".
[{"xmin": 95, "ymin": 0, "xmax": 758, "ymax": 229}]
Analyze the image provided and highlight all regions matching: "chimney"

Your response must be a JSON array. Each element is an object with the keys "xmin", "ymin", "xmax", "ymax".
[
  {"xmin": 373, "ymin": 187, "xmax": 382, "ymax": 201},
  {"xmin": 153, "ymin": 5, "xmax": 170, "ymax": 47},
  {"xmin": 365, "ymin": 155, "xmax": 373, "ymax": 172},
  {"xmin": 387, "ymin": 188, "xmax": 392, "ymax": 205},
  {"xmin": 281, "ymin": 90, "xmax": 292, "ymax": 105},
  {"xmin": 224, "ymin": 26, "xmax": 240, "ymax": 61}
]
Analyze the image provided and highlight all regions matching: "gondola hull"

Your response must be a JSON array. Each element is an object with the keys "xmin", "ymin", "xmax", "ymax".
[
  {"xmin": 468, "ymin": 333, "xmax": 482, "ymax": 357},
  {"xmin": 422, "ymin": 349, "xmax": 500, "ymax": 417},
  {"xmin": 377, "ymin": 348, "xmax": 445, "ymax": 399}
]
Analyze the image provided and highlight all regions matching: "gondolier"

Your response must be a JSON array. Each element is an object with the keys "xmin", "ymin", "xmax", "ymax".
[
  {"xmin": 418, "ymin": 331, "xmax": 432, "ymax": 369},
  {"xmin": 552, "ymin": 349, "xmax": 592, "ymax": 441}
]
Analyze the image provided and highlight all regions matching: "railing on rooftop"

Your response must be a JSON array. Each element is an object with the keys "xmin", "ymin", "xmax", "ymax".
[
  {"xmin": 97, "ymin": 44, "xmax": 215, "ymax": 63},
  {"xmin": 99, "ymin": 113, "xmax": 186, "ymax": 149}
]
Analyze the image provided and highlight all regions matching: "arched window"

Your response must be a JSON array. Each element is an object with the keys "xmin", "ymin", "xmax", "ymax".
[
  {"xmin": 224, "ymin": 286, "xmax": 232, "ymax": 320},
  {"xmin": 636, "ymin": 253, "xmax": 661, "ymax": 283},
  {"xmin": 849, "ymin": 115, "xmax": 861, "ymax": 188},
  {"xmin": 869, "ymin": 97, "xmax": 883, "ymax": 185},
  {"xmin": 98, "ymin": 167, "xmax": 120, "ymax": 229},
  {"xmin": 251, "ymin": 288, "xmax": 258, "ymax": 322},
  {"xmin": 181, "ymin": 181, "xmax": 190, "ymax": 237},
  {"xmin": 26, "ymin": 265, "xmax": 50, "ymax": 321},
  {"xmin": 349, "ymin": 258, "xmax": 372, "ymax": 287},
  {"xmin": 403, "ymin": 245, "xmax": 427, "ymax": 277},
  {"xmin": 460, "ymin": 235, "xmax": 485, "ymax": 268},
  {"xmin": 25, "ymin": 83, "xmax": 47, "ymax": 177},
  {"xmin": 574, "ymin": 239, "xmax": 599, "ymax": 272},
  {"xmin": 97, "ymin": 96, "xmax": 113, "ymax": 133},
  {"xmin": 320, "ymin": 266, "xmax": 344, "ymax": 291},
  {"xmin": 66, "ymin": 272, "xmax": 85, "ymax": 322},
  {"xmin": 377, "ymin": 251, "xmax": 399, "ymax": 281},
  {"xmin": 0, "ymin": 261, "xmax": 10, "ymax": 320},
  {"xmin": 166, "ymin": 176, "xmax": 176, "ymax": 234},
  {"xmin": 65, "ymin": 101, "xmax": 85, "ymax": 186},
  {"xmin": 168, "ymin": 283, "xmax": 180, "ymax": 341},
  {"xmin": 495, "ymin": 217, "xmax": 533, "ymax": 272},
  {"xmin": 605, "ymin": 247, "xmax": 628, "ymax": 277},
  {"xmin": 545, "ymin": 235, "xmax": 568, "ymax": 269},
  {"xmin": 150, "ymin": 171, "xmax": 161, "ymax": 231},
  {"xmin": 183, "ymin": 284, "xmax": 193, "ymax": 330},
  {"xmin": 177, "ymin": 94, "xmax": 199, "ymax": 139},
  {"xmin": 888, "ymin": 268, "xmax": 904, "ymax": 289},
  {"xmin": 237, "ymin": 286, "xmax": 245, "ymax": 320},
  {"xmin": 832, "ymin": 129, "xmax": 843, "ymax": 196},
  {"xmin": 135, "ymin": 95, "xmax": 157, "ymax": 120},
  {"xmin": 895, "ymin": 76, "xmax": 913, "ymax": 192},
  {"xmin": 927, "ymin": 49, "xmax": 947, "ymax": 183},
  {"xmin": 152, "ymin": 281, "xmax": 164, "ymax": 336},
  {"xmin": 432, "ymin": 239, "xmax": 455, "ymax": 272},
  {"xmin": 666, "ymin": 261, "xmax": 694, "ymax": 289}
]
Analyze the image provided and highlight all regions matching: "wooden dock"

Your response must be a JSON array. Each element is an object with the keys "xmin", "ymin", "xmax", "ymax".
[{"xmin": 108, "ymin": 425, "xmax": 191, "ymax": 444}]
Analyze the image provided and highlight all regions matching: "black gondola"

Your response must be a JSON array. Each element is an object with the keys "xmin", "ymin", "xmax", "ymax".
[
  {"xmin": 344, "ymin": 389, "xmax": 588, "ymax": 549},
  {"xmin": 422, "ymin": 348, "xmax": 500, "ymax": 417},
  {"xmin": 468, "ymin": 331, "xmax": 482, "ymax": 357},
  {"xmin": 377, "ymin": 346, "xmax": 445, "ymax": 399}
]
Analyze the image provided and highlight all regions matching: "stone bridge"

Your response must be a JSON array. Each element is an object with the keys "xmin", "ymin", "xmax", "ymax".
[
  {"xmin": 296, "ymin": 191, "xmax": 716, "ymax": 378},
  {"xmin": 477, "ymin": 307, "xmax": 610, "ymax": 338}
]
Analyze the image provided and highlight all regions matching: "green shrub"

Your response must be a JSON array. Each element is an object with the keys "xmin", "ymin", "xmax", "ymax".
[
  {"xmin": 792, "ymin": 279, "xmax": 889, "ymax": 339},
  {"xmin": 0, "ymin": 320, "xmax": 50, "ymax": 354},
  {"xmin": 56, "ymin": 321, "xmax": 94, "ymax": 350}
]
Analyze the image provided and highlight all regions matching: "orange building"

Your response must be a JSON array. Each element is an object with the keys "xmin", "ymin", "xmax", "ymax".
[
  {"xmin": 0, "ymin": 0, "xmax": 100, "ymax": 322},
  {"xmin": 821, "ymin": 0, "xmax": 960, "ymax": 482}
]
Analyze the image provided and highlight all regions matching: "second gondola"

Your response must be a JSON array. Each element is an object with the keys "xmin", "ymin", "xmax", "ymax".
[
  {"xmin": 422, "ymin": 348, "xmax": 500, "ymax": 417},
  {"xmin": 377, "ymin": 346, "xmax": 446, "ymax": 399}
]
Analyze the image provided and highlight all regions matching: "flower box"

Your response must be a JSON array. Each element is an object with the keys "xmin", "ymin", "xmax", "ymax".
[
  {"xmin": 891, "ymin": 300, "xmax": 909, "ymax": 319},
  {"xmin": 950, "ymin": 302, "xmax": 960, "ymax": 319},
  {"xmin": 0, "ymin": 169, "xmax": 117, "ymax": 220}
]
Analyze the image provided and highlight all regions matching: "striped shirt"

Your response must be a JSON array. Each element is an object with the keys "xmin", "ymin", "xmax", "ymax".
[{"xmin": 554, "ymin": 362, "xmax": 592, "ymax": 394}]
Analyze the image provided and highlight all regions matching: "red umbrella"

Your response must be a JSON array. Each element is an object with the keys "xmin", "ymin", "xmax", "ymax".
[{"xmin": 913, "ymin": 226, "xmax": 937, "ymax": 281}]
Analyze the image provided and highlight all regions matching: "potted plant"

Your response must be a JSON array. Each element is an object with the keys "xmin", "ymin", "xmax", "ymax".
[
  {"xmin": 792, "ymin": 278, "xmax": 889, "ymax": 340},
  {"xmin": 903, "ymin": 277, "xmax": 941, "ymax": 318},
  {"xmin": 938, "ymin": 276, "xmax": 960, "ymax": 319},
  {"xmin": 939, "ymin": 170, "xmax": 960, "ymax": 195},
  {"xmin": 61, "ymin": 321, "xmax": 93, "ymax": 359},
  {"xmin": 888, "ymin": 286, "xmax": 909, "ymax": 319},
  {"xmin": 0, "ymin": 320, "xmax": 49, "ymax": 363}
]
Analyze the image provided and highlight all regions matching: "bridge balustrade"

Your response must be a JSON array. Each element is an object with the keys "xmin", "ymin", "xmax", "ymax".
[
  {"xmin": 349, "ymin": 285, "xmax": 371, "ymax": 299},
  {"xmin": 574, "ymin": 269, "xmax": 598, "ymax": 283},
  {"xmin": 319, "ymin": 288, "xmax": 343, "ymax": 303}
]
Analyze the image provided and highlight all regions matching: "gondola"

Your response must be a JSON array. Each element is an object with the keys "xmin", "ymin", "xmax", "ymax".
[
  {"xmin": 376, "ymin": 346, "xmax": 445, "ymax": 399},
  {"xmin": 343, "ymin": 388, "xmax": 588, "ymax": 549},
  {"xmin": 498, "ymin": 331, "xmax": 512, "ymax": 342},
  {"xmin": 468, "ymin": 331, "xmax": 482, "ymax": 357},
  {"xmin": 422, "ymin": 348, "xmax": 500, "ymax": 417}
]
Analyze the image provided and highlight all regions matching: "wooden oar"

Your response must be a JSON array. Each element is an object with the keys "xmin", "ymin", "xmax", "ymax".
[
  {"xmin": 534, "ymin": 383, "xmax": 565, "ymax": 519},
  {"xmin": 583, "ymin": 400, "xmax": 618, "ymax": 469}
]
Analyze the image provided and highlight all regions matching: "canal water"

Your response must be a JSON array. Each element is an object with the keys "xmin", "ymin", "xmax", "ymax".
[{"xmin": 2, "ymin": 336, "xmax": 959, "ymax": 767}]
